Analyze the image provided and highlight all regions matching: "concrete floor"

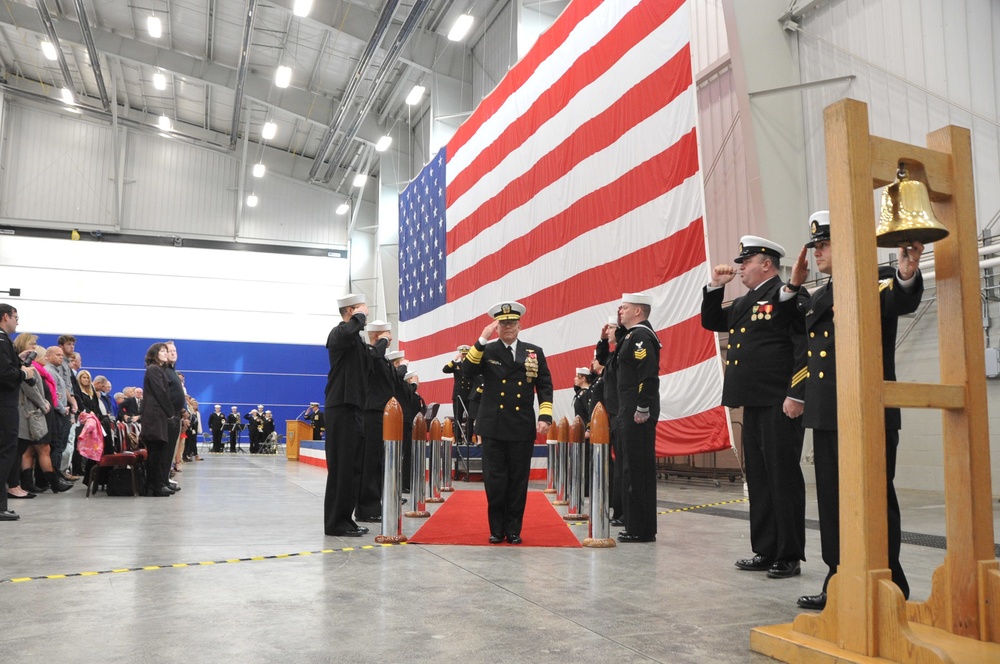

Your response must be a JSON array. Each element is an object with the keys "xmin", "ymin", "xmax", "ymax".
[{"xmin": 1, "ymin": 453, "xmax": 996, "ymax": 663}]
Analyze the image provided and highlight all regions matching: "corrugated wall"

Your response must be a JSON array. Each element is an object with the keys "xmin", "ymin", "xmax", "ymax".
[
  {"xmin": 239, "ymin": 166, "xmax": 348, "ymax": 247},
  {"xmin": 472, "ymin": 1, "xmax": 515, "ymax": 107}
]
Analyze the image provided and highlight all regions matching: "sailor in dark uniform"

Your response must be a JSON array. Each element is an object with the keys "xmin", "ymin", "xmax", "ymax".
[
  {"xmin": 304, "ymin": 402, "xmax": 323, "ymax": 440},
  {"xmin": 595, "ymin": 315, "xmax": 626, "ymax": 524},
  {"xmin": 786, "ymin": 211, "xmax": 923, "ymax": 610},
  {"xmin": 442, "ymin": 345, "xmax": 473, "ymax": 442},
  {"xmin": 701, "ymin": 235, "xmax": 808, "ymax": 578},
  {"xmin": 386, "ymin": 351, "xmax": 413, "ymax": 492},
  {"xmin": 357, "ymin": 320, "xmax": 393, "ymax": 522},
  {"xmin": 323, "ymin": 293, "xmax": 372, "ymax": 538},
  {"xmin": 462, "ymin": 301, "xmax": 553, "ymax": 545}
]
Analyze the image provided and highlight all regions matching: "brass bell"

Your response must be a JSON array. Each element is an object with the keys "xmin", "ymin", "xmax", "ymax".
[{"xmin": 875, "ymin": 161, "xmax": 949, "ymax": 248}]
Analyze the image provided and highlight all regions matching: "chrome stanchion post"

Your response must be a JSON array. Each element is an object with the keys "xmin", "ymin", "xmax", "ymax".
[
  {"xmin": 543, "ymin": 424, "xmax": 558, "ymax": 494},
  {"xmin": 376, "ymin": 398, "xmax": 407, "ymax": 543},
  {"xmin": 563, "ymin": 416, "xmax": 589, "ymax": 521},
  {"xmin": 426, "ymin": 418, "xmax": 444, "ymax": 503},
  {"xmin": 441, "ymin": 419, "xmax": 455, "ymax": 492},
  {"xmin": 552, "ymin": 417, "xmax": 569, "ymax": 506},
  {"xmin": 583, "ymin": 403, "xmax": 614, "ymax": 548},
  {"xmin": 404, "ymin": 414, "xmax": 430, "ymax": 518}
]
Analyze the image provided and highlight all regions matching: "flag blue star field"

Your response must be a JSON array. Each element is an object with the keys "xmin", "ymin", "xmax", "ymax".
[
  {"xmin": 399, "ymin": 148, "xmax": 447, "ymax": 321},
  {"xmin": 397, "ymin": 0, "xmax": 731, "ymax": 456}
]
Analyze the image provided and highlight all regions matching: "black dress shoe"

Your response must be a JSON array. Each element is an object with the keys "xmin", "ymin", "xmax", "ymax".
[
  {"xmin": 617, "ymin": 532, "xmax": 655, "ymax": 543},
  {"xmin": 356, "ymin": 525, "xmax": 369, "ymax": 534},
  {"xmin": 767, "ymin": 559, "xmax": 802, "ymax": 579},
  {"xmin": 735, "ymin": 554, "xmax": 774, "ymax": 571},
  {"xmin": 506, "ymin": 534, "xmax": 522, "ymax": 545},
  {"xmin": 610, "ymin": 518, "xmax": 625, "ymax": 527},
  {"xmin": 149, "ymin": 486, "xmax": 174, "ymax": 497},
  {"xmin": 488, "ymin": 534, "xmax": 504, "ymax": 544},
  {"xmin": 0, "ymin": 509, "xmax": 20, "ymax": 520},
  {"xmin": 797, "ymin": 591, "xmax": 827, "ymax": 610},
  {"xmin": 342, "ymin": 527, "xmax": 367, "ymax": 537},
  {"xmin": 358, "ymin": 515, "xmax": 382, "ymax": 523}
]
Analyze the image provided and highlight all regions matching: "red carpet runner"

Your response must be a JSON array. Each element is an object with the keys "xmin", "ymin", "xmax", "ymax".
[{"xmin": 408, "ymin": 490, "xmax": 582, "ymax": 547}]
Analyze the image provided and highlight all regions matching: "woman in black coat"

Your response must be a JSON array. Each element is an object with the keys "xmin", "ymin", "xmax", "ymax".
[{"xmin": 139, "ymin": 343, "xmax": 176, "ymax": 497}]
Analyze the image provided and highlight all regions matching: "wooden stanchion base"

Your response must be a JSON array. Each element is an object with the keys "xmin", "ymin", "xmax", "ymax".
[
  {"xmin": 426, "ymin": 497, "xmax": 444, "ymax": 503},
  {"xmin": 375, "ymin": 534, "xmax": 407, "ymax": 544},
  {"xmin": 403, "ymin": 510, "xmax": 430, "ymax": 518},
  {"xmin": 440, "ymin": 486, "xmax": 455, "ymax": 492},
  {"xmin": 542, "ymin": 488, "xmax": 556, "ymax": 494},
  {"xmin": 552, "ymin": 499, "xmax": 568, "ymax": 506},
  {"xmin": 562, "ymin": 512, "xmax": 589, "ymax": 521},
  {"xmin": 582, "ymin": 537, "xmax": 616, "ymax": 548}
]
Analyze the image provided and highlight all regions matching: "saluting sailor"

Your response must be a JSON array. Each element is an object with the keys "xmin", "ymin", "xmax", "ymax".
[
  {"xmin": 701, "ymin": 235, "xmax": 808, "ymax": 579},
  {"xmin": 462, "ymin": 301, "xmax": 553, "ymax": 545}
]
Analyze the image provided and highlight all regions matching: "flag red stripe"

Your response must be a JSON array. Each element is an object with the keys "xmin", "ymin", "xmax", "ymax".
[
  {"xmin": 447, "ymin": 0, "xmax": 607, "ymax": 156},
  {"xmin": 402, "ymin": 216, "xmax": 707, "ymax": 360},
  {"xmin": 655, "ymin": 406, "xmax": 732, "ymax": 457},
  {"xmin": 446, "ymin": 2, "xmax": 688, "ymax": 205},
  {"xmin": 447, "ymin": 130, "xmax": 699, "ymax": 300}
]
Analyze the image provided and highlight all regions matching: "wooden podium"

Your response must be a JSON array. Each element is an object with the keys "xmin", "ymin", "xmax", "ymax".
[
  {"xmin": 750, "ymin": 98, "xmax": 1000, "ymax": 662},
  {"xmin": 285, "ymin": 420, "xmax": 312, "ymax": 461}
]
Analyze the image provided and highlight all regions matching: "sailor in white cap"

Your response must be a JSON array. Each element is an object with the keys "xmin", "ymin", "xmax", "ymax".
[
  {"xmin": 785, "ymin": 211, "xmax": 923, "ymax": 610},
  {"xmin": 462, "ymin": 301, "xmax": 553, "ymax": 544},
  {"xmin": 357, "ymin": 320, "xmax": 394, "ymax": 522},
  {"xmin": 702, "ymin": 235, "xmax": 808, "ymax": 577},
  {"xmin": 226, "ymin": 406, "xmax": 241, "ymax": 453},
  {"xmin": 595, "ymin": 313, "xmax": 627, "ymax": 525},
  {"xmin": 443, "ymin": 344, "xmax": 474, "ymax": 442},
  {"xmin": 615, "ymin": 293, "xmax": 662, "ymax": 543},
  {"xmin": 209, "ymin": 404, "xmax": 226, "ymax": 453},
  {"xmin": 322, "ymin": 293, "xmax": 371, "ymax": 538}
]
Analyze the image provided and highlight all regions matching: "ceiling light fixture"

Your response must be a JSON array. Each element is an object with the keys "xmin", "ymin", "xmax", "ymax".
[
  {"xmin": 41, "ymin": 40, "xmax": 58, "ymax": 61},
  {"xmin": 275, "ymin": 65, "xmax": 292, "ymax": 88},
  {"xmin": 447, "ymin": 14, "xmax": 474, "ymax": 41},
  {"xmin": 405, "ymin": 85, "xmax": 425, "ymax": 106},
  {"xmin": 246, "ymin": 194, "xmax": 258, "ymax": 208},
  {"xmin": 147, "ymin": 15, "xmax": 162, "ymax": 39},
  {"xmin": 60, "ymin": 87, "xmax": 74, "ymax": 104},
  {"xmin": 375, "ymin": 135, "xmax": 392, "ymax": 152},
  {"xmin": 158, "ymin": 114, "xmax": 172, "ymax": 131},
  {"xmin": 353, "ymin": 173, "xmax": 367, "ymax": 187},
  {"xmin": 253, "ymin": 163, "xmax": 266, "ymax": 178},
  {"xmin": 153, "ymin": 72, "xmax": 167, "ymax": 90},
  {"xmin": 335, "ymin": 202, "xmax": 349, "ymax": 215},
  {"xmin": 293, "ymin": 0, "xmax": 313, "ymax": 18},
  {"xmin": 261, "ymin": 121, "xmax": 277, "ymax": 140}
]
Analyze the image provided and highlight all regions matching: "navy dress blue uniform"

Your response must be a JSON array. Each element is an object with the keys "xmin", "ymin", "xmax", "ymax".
[
  {"xmin": 702, "ymin": 240, "xmax": 808, "ymax": 570},
  {"xmin": 324, "ymin": 295, "xmax": 373, "ymax": 537},
  {"xmin": 463, "ymin": 302, "xmax": 553, "ymax": 541},
  {"xmin": 442, "ymin": 346, "xmax": 473, "ymax": 442},
  {"xmin": 595, "ymin": 325, "xmax": 626, "ymax": 521},
  {"xmin": 358, "ymin": 331, "xmax": 391, "ymax": 521}
]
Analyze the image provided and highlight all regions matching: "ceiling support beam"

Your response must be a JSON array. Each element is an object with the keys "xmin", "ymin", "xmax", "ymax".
[
  {"xmin": 33, "ymin": 0, "xmax": 75, "ymax": 95},
  {"xmin": 229, "ymin": 0, "xmax": 260, "ymax": 150},
  {"xmin": 71, "ymin": 0, "xmax": 110, "ymax": 109}
]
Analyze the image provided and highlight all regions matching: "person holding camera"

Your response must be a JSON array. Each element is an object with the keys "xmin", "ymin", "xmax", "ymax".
[{"xmin": 0, "ymin": 305, "xmax": 38, "ymax": 520}]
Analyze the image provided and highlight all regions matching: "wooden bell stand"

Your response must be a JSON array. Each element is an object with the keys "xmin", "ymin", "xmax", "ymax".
[{"xmin": 750, "ymin": 98, "xmax": 1000, "ymax": 662}]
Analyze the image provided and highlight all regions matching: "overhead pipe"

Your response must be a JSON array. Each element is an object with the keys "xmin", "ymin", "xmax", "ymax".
[
  {"xmin": 308, "ymin": 0, "xmax": 401, "ymax": 181},
  {"xmin": 71, "ymin": 0, "xmax": 110, "ymax": 110},
  {"xmin": 34, "ymin": 0, "xmax": 76, "ymax": 96},
  {"xmin": 320, "ymin": 0, "xmax": 433, "ymax": 183},
  {"xmin": 228, "ymin": 0, "xmax": 260, "ymax": 151}
]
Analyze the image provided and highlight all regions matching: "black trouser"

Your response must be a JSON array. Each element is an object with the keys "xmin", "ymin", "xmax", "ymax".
[
  {"xmin": 49, "ymin": 412, "xmax": 70, "ymax": 473},
  {"xmin": 144, "ymin": 439, "xmax": 169, "ymax": 491},
  {"xmin": 212, "ymin": 429, "xmax": 224, "ymax": 452},
  {"xmin": 608, "ymin": 415, "xmax": 623, "ymax": 519},
  {"xmin": 620, "ymin": 414, "xmax": 657, "ymax": 539},
  {"xmin": 742, "ymin": 405, "xmax": 806, "ymax": 562},
  {"xmin": 452, "ymin": 399, "xmax": 467, "ymax": 443},
  {"xmin": 229, "ymin": 427, "xmax": 238, "ymax": 452},
  {"xmin": 481, "ymin": 437, "xmax": 534, "ymax": 537},
  {"xmin": 159, "ymin": 418, "xmax": 181, "ymax": 485},
  {"xmin": 357, "ymin": 410, "xmax": 385, "ymax": 519},
  {"xmin": 0, "ymin": 405, "xmax": 17, "ymax": 508},
  {"xmin": 324, "ymin": 405, "xmax": 364, "ymax": 535},
  {"xmin": 813, "ymin": 428, "xmax": 908, "ymax": 597}
]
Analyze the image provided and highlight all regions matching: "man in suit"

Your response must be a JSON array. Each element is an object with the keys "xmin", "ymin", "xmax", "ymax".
[
  {"xmin": 442, "ymin": 345, "xmax": 473, "ymax": 443},
  {"xmin": 304, "ymin": 402, "xmax": 323, "ymax": 440},
  {"xmin": 209, "ymin": 405, "xmax": 226, "ymax": 452},
  {"xmin": 0, "ymin": 304, "xmax": 35, "ymax": 520},
  {"xmin": 701, "ymin": 235, "xmax": 808, "ymax": 579},
  {"xmin": 462, "ymin": 301, "xmax": 553, "ymax": 545},
  {"xmin": 616, "ymin": 293, "xmax": 662, "ymax": 543},
  {"xmin": 226, "ymin": 406, "xmax": 241, "ymax": 452},
  {"xmin": 786, "ymin": 211, "xmax": 923, "ymax": 610},
  {"xmin": 323, "ymin": 293, "xmax": 372, "ymax": 538},
  {"xmin": 357, "ymin": 320, "xmax": 392, "ymax": 522}
]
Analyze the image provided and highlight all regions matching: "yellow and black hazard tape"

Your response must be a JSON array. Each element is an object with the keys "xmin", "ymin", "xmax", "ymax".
[
  {"xmin": 563, "ymin": 497, "xmax": 748, "ymax": 526},
  {"xmin": 0, "ymin": 542, "xmax": 407, "ymax": 584}
]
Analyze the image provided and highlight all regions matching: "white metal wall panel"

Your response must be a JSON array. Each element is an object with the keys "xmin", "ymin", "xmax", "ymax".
[
  {"xmin": 691, "ymin": 0, "xmax": 730, "ymax": 72},
  {"xmin": 473, "ymin": 0, "xmax": 515, "ymax": 105},
  {"xmin": 240, "ymin": 167, "xmax": 348, "ymax": 247},
  {"xmin": 0, "ymin": 104, "xmax": 117, "ymax": 228},
  {"xmin": 123, "ymin": 132, "xmax": 238, "ymax": 237}
]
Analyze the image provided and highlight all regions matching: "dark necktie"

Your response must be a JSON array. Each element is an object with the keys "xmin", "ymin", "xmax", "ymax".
[{"xmin": 507, "ymin": 345, "xmax": 515, "ymax": 361}]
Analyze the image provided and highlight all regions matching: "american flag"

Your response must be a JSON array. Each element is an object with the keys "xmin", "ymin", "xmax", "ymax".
[{"xmin": 398, "ymin": 0, "xmax": 731, "ymax": 456}]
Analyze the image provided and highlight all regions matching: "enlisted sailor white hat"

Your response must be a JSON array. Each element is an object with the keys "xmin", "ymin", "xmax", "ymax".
[
  {"xmin": 404, "ymin": 371, "xmax": 418, "ymax": 381},
  {"xmin": 457, "ymin": 344, "xmax": 471, "ymax": 352},
  {"xmin": 385, "ymin": 350, "xmax": 404, "ymax": 361},
  {"xmin": 805, "ymin": 210, "xmax": 831, "ymax": 248},
  {"xmin": 336, "ymin": 293, "xmax": 365, "ymax": 308},
  {"xmin": 622, "ymin": 292, "xmax": 653, "ymax": 306},
  {"xmin": 366, "ymin": 319, "xmax": 391, "ymax": 332},
  {"xmin": 734, "ymin": 235, "xmax": 786, "ymax": 263},
  {"xmin": 488, "ymin": 301, "xmax": 525, "ymax": 321},
  {"xmin": 575, "ymin": 367, "xmax": 590, "ymax": 376}
]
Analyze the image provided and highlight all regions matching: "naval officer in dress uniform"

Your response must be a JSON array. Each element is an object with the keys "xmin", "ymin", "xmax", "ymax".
[
  {"xmin": 462, "ymin": 301, "xmax": 553, "ymax": 544},
  {"xmin": 701, "ymin": 236, "xmax": 808, "ymax": 578},
  {"xmin": 442, "ymin": 345, "xmax": 473, "ymax": 442},
  {"xmin": 785, "ymin": 211, "xmax": 923, "ymax": 609},
  {"xmin": 323, "ymin": 293, "xmax": 372, "ymax": 538}
]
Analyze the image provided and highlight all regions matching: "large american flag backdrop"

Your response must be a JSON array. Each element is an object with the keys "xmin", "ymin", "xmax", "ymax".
[{"xmin": 398, "ymin": 0, "xmax": 731, "ymax": 456}]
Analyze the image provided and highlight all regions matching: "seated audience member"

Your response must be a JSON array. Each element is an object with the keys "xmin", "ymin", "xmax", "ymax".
[
  {"xmin": 71, "ymin": 369, "xmax": 99, "ymax": 476},
  {"xmin": 91, "ymin": 376, "xmax": 116, "ymax": 454},
  {"xmin": 120, "ymin": 386, "xmax": 141, "ymax": 423}
]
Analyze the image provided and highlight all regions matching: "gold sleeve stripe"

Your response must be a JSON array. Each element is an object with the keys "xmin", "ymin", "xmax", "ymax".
[
  {"xmin": 538, "ymin": 402, "xmax": 553, "ymax": 416},
  {"xmin": 466, "ymin": 346, "xmax": 483, "ymax": 365},
  {"xmin": 790, "ymin": 367, "xmax": 809, "ymax": 387}
]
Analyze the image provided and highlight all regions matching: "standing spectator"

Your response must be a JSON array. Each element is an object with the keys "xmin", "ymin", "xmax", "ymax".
[
  {"xmin": 163, "ymin": 342, "xmax": 186, "ymax": 483},
  {"xmin": 701, "ymin": 236, "xmax": 807, "ymax": 579},
  {"xmin": 0, "ymin": 304, "xmax": 37, "ymax": 520},
  {"xmin": 184, "ymin": 398, "xmax": 203, "ymax": 461},
  {"xmin": 139, "ymin": 343, "xmax": 177, "ymax": 497},
  {"xmin": 44, "ymin": 346, "xmax": 77, "ymax": 482},
  {"xmin": 462, "ymin": 301, "xmax": 553, "ymax": 545}
]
